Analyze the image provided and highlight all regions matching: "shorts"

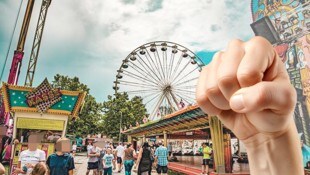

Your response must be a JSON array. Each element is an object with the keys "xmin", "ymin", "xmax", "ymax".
[
  {"xmin": 117, "ymin": 157, "xmax": 123, "ymax": 164},
  {"xmin": 104, "ymin": 167, "xmax": 112, "ymax": 175},
  {"xmin": 156, "ymin": 165, "xmax": 168, "ymax": 174},
  {"xmin": 202, "ymin": 159, "xmax": 210, "ymax": 165},
  {"xmin": 88, "ymin": 161, "xmax": 99, "ymax": 170}
]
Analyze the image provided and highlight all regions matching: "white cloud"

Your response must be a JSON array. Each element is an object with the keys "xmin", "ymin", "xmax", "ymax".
[{"xmin": 0, "ymin": 0, "xmax": 254, "ymax": 102}]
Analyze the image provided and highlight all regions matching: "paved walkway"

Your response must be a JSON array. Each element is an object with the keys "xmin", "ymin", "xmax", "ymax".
[{"xmin": 74, "ymin": 153, "xmax": 137, "ymax": 175}]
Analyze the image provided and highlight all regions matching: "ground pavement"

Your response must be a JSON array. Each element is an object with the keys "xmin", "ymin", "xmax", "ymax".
[{"xmin": 74, "ymin": 152, "xmax": 137, "ymax": 175}]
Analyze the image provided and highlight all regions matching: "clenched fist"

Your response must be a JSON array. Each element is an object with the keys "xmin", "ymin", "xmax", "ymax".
[{"xmin": 196, "ymin": 37, "xmax": 303, "ymax": 175}]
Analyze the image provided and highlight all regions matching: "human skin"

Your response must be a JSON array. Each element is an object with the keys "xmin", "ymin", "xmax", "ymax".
[
  {"xmin": 196, "ymin": 36, "xmax": 303, "ymax": 175},
  {"xmin": 0, "ymin": 163, "xmax": 4, "ymax": 174}
]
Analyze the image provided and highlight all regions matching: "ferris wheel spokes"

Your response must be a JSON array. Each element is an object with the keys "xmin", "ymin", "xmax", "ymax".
[
  {"xmin": 169, "ymin": 53, "xmax": 184, "ymax": 84},
  {"xmin": 174, "ymin": 93, "xmax": 192, "ymax": 105},
  {"xmin": 135, "ymin": 53, "xmax": 164, "ymax": 85},
  {"xmin": 114, "ymin": 41, "xmax": 203, "ymax": 120},
  {"xmin": 118, "ymin": 80, "xmax": 158, "ymax": 89},
  {"xmin": 152, "ymin": 47, "xmax": 166, "ymax": 83},
  {"xmin": 149, "ymin": 92, "xmax": 166, "ymax": 120},
  {"xmin": 122, "ymin": 69, "xmax": 159, "ymax": 87},
  {"xmin": 128, "ymin": 61, "xmax": 164, "ymax": 88},
  {"xmin": 168, "ymin": 48, "xmax": 176, "ymax": 82},
  {"xmin": 172, "ymin": 67, "xmax": 199, "ymax": 86},
  {"xmin": 174, "ymin": 77, "xmax": 199, "ymax": 87},
  {"xmin": 144, "ymin": 47, "xmax": 165, "ymax": 82},
  {"xmin": 170, "ymin": 57, "xmax": 192, "ymax": 84}
]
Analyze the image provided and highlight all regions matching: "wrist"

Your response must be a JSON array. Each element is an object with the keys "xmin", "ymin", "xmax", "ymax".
[{"xmin": 241, "ymin": 122, "xmax": 303, "ymax": 175}]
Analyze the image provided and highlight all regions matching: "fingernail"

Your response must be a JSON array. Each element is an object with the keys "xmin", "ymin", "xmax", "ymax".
[{"xmin": 230, "ymin": 94, "xmax": 245, "ymax": 111}]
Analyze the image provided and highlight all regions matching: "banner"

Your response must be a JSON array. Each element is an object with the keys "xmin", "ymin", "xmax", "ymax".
[{"xmin": 16, "ymin": 118, "xmax": 65, "ymax": 131}]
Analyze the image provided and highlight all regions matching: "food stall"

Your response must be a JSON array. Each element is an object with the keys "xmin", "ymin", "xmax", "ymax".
[{"xmin": 1, "ymin": 79, "xmax": 86, "ymax": 174}]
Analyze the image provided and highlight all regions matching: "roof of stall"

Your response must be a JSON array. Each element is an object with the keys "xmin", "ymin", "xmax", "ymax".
[
  {"xmin": 1, "ymin": 83, "xmax": 86, "ymax": 118},
  {"xmin": 123, "ymin": 105, "xmax": 209, "ymax": 137}
]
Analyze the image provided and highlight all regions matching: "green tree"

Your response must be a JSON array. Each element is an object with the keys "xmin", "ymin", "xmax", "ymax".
[
  {"xmin": 51, "ymin": 74, "xmax": 104, "ymax": 137},
  {"xmin": 102, "ymin": 93, "xmax": 147, "ymax": 141}
]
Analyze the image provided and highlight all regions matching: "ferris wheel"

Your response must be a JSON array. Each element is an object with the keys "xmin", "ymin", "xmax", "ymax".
[{"xmin": 113, "ymin": 41, "xmax": 204, "ymax": 121}]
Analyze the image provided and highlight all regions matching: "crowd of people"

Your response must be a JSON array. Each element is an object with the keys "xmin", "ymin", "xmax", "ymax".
[
  {"xmin": 0, "ymin": 132, "xmax": 216, "ymax": 175},
  {"xmin": 85, "ymin": 141, "xmax": 169, "ymax": 175}
]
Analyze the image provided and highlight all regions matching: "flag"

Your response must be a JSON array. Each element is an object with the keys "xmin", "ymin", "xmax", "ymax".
[{"xmin": 179, "ymin": 99, "xmax": 185, "ymax": 109}]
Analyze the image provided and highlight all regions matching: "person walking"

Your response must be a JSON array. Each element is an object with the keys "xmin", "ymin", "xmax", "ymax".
[
  {"xmin": 102, "ymin": 148, "xmax": 114, "ymax": 175},
  {"xmin": 98, "ymin": 147, "xmax": 106, "ymax": 175},
  {"xmin": 123, "ymin": 143, "xmax": 136, "ymax": 175},
  {"xmin": 86, "ymin": 141, "xmax": 100, "ymax": 175},
  {"xmin": 201, "ymin": 143, "xmax": 212, "ymax": 175},
  {"xmin": 167, "ymin": 143, "xmax": 172, "ymax": 157},
  {"xmin": 115, "ymin": 142, "xmax": 125, "ymax": 173},
  {"xmin": 71, "ymin": 141, "xmax": 77, "ymax": 157},
  {"xmin": 46, "ymin": 138, "xmax": 75, "ymax": 175},
  {"xmin": 154, "ymin": 141, "xmax": 168, "ymax": 175},
  {"xmin": 112, "ymin": 146, "xmax": 117, "ymax": 171},
  {"xmin": 136, "ymin": 142, "xmax": 152, "ymax": 175}
]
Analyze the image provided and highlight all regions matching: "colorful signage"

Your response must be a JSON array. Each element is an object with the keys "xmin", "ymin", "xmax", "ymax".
[
  {"xmin": 16, "ymin": 118, "xmax": 65, "ymax": 131},
  {"xmin": 1, "ymin": 81, "xmax": 86, "ymax": 117},
  {"xmin": 25, "ymin": 78, "xmax": 62, "ymax": 113}
]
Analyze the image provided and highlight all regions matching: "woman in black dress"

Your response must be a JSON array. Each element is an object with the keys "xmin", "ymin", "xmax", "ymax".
[{"xmin": 136, "ymin": 142, "xmax": 152, "ymax": 175}]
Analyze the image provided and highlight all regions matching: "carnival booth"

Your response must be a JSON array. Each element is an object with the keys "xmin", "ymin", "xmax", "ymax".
[{"xmin": 1, "ymin": 79, "xmax": 86, "ymax": 174}]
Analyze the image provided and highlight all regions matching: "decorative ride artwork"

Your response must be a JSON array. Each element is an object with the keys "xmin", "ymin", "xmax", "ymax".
[
  {"xmin": 251, "ymin": 0, "xmax": 310, "ymax": 168},
  {"xmin": 25, "ymin": 78, "xmax": 62, "ymax": 113}
]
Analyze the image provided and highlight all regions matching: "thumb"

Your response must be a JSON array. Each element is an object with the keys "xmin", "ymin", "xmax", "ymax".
[{"xmin": 229, "ymin": 81, "xmax": 296, "ymax": 114}]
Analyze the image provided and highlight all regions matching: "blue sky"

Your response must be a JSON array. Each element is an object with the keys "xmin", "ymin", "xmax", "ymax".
[{"xmin": 0, "ymin": 0, "xmax": 253, "ymax": 102}]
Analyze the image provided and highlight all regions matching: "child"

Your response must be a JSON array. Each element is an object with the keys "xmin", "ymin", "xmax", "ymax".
[
  {"xmin": 72, "ymin": 141, "xmax": 77, "ymax": 157},
  {"xmin": 102, "ymin": 148, "xmax": 114, "ymax": 175},
  {"xmin": 30, "ymin": 162, "xmax": 47, "ymax": 175}
]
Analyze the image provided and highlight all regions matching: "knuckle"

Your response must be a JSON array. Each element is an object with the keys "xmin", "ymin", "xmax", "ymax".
[
  {"xmin": 218, "ymin": 76, "xmax": 236, "ymax": 89},
  {"xmin": 284, "ymin": 85, "xmax": 297, "ymax": 109},
  {"xmin": 196, "ymin": 93, "xmax": 208, "ymax": 107},
  {"xmin": 237, "ymin": 70, "xmax": 262, "ymax": 86},
  {"xmin": 196, "ymin": 95, "xmax": 221, "ymax": 116},
  {"xmin": 255, "ymin": 84, "xmax": 272, "ymax": 106},
  {"xmin": 213, "ymin": 51, "xmax": 224, "ymax": 60},
  {"xmin": 205, "ymin": 86, "xmax": 220, "ymax": 98},
  {"xmin": 246, "ymin": 36, "xmax": 273, "ymax": 53},
  {"xmin": 228, "ymin": 39, "xmax": 244, "ymax": 48}
]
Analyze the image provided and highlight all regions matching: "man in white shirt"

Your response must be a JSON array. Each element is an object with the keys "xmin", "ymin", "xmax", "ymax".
[
  {"xmin": 14, "ymin": 134, "xmax": 46, "ymax": 175},
  {"xmin": 115, "ymin": 142, "xmax": 125, "ymax": 173},
  {"xmin": 86, "ymin": 141, "xmax": 100, "ymax": 175}
]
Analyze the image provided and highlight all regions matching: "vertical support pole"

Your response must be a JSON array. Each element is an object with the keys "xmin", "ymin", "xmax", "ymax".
[
  {"xmin": 128, "ymin": 135, "xmax": 132, "ymax": 143},
  {"xmin": 163, "ymin": 131, "xmax": 168, "ymax": 147},
  {"xmin": 209, "ymin": 116, "xmax": 225, "ymax": 173},
  {"xmin": 142, "ymin": 135, "xmax": 146, "ymax": 143}
]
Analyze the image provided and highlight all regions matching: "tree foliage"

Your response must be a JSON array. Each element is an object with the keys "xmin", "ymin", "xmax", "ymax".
[
  {"xmin": 51, "ymin": 74, "xmax": 104, "ymax": 137},
  {"xmin": 102, "ymin": 93, "xmax": 147, "ymax": 141},
  {"xmin": 51, "ymin": 74, "xmax": 147, "ymax": 140}
]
